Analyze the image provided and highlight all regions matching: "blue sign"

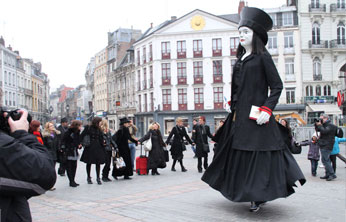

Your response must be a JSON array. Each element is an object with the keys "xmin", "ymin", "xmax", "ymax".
[{"xmin": 103, "ymin": 112, "xmax": 107, "ymax": 117}]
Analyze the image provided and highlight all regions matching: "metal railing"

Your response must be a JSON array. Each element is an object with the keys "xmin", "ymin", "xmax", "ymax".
[
  {"xmin": 330, "ymin": 39, "xmax": 346, "ymax": 48},
  {"xmin": 309, "ymin": 3, "xmax": 326, "ymax": 12},
  {"xmin": 309, "ymin": 40, "xmax": 329, "ymax": 48}
]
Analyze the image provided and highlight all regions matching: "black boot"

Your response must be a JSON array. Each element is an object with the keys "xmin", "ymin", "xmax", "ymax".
[
  {"xmin": 97, "ymin": 178, "xmax": 102, "ymax": 185},
  {"xmin": 171, "ymin": 160, "xmax": 177, "ymax": 171},
  {"xmin": 180, "ymin": 160, "xmax": 187, "ymax": 172},
  {"xmin": 87, "ymin": 177, "xmax": 93, "ymax": 184}
]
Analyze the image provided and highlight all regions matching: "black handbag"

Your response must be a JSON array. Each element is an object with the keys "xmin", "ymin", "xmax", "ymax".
[
  {"xmin": 203, "ymin": 144, "xmax": 210, "ymax": 153},
  {"xmin": 290, "ymin": 141, "xmax": 302, "ymax": 154},
  {"xmin": 164, "ymin": 149, "xmax": 169, "ymax": 162},
  {"xmin": 82, "ymin": 135, "xmax": 90, "ymax": 147}
]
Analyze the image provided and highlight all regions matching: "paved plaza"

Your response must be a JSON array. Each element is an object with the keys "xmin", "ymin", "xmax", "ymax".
[{"xmin": 30, "ymin": 145, "xmax": 346, "ymax": 222}]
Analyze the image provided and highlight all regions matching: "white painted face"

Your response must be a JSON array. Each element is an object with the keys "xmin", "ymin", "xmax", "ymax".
[{"xmin": 238, "ymin": 26, "xmax": 254, "ymax": 47}]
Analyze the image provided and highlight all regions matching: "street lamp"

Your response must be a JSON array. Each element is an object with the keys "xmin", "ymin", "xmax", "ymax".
[{"xmin": 66, "ymin": 104, "xmax": 70, "ymax": 121}]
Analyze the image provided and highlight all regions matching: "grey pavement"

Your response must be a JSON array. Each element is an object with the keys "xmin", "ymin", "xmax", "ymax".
[{"xmin": 30, "ymin": 144, "xmax": 346, "ymax": 222}]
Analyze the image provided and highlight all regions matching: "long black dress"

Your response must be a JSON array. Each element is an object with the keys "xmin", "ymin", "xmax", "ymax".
[
  {"xmin": 112, "ymin": 126, "xmax": 136, "ymax": 177},
  {"xmin": 202, "ymin": 52, "xmax": 305, "ymax": 202},
  {"xmin": 139, "ymin": 129, "xmax": 166, "ymax": 169}
]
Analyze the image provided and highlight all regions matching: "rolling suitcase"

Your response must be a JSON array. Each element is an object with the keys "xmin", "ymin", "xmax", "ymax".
[{"xmin": 136, "ymin": 144, "xmax": 148, "ymax": 175}]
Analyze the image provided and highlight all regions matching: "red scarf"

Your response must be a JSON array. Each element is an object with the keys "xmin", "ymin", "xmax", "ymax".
[{"xmin": 33, "ymin": 131, "xmax": 44, "ymax": 145}]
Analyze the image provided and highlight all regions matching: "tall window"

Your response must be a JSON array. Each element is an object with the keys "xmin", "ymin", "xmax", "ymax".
[
  {"xmin": 144, "ymin": 94, "xmax": 148, "ymax": 112},
  {"xmin": 324, "ymin": 85, "xmax": 331, "ymax": 96},
  {"xmin": 162, "ymin": 89, "xmax": 171, "ymax": 111},
  {"xmin": 230, "ymin": 37, "xmax": 239, "ymax": 56},
  {"xmin": 213, "ymin": 60, "xmax": 223, "ymax": 83},
  {"xmin": 268, "ymin": 33, "xmax": 278, "ymax": 49},
  {"xmin": 162, "ymin": 63, "xmax": 171, "ymax": 82},
  {"xmin": 137, "ymin": 70, "xmax": 141, "ymax": 90},
  {"xmin": 312, "ymin": 23, "xmax": 320, "ymax": 44},
  {"xmin": 193, "ymin": 61, "xmax": 203, "ymax": 77},
  {"xmin": 284, "ymin": 32, "xmax": 294, "ymax": 48},
  {"xmin": 143, "ymin": 68, "xmax": 147, "ymax": 89},
  {"xmin": 286, "ymin": 88, "xmax": 295, "ymax": 104},
  {"xmin": 137, "ymin": 50, "xmax": 140, "ymax": 65},
  {"xmin": 161, "ymin": 42, "xmax": 171, "ymax": 59},
  {"xmin": 149, "ymin": 66, "xmax": 153, "ymax": 88},
  {"xmin": 143, "ymin": 46, "xmax": 146, "ymax": 63},
  {"xmin": 285, "ymin": 58, "xmax": 294, "ymax": 75},
  {"xmin": 337, "ymin": 0, "xmax": 345, "ymax": 8},
  {"xmin": 306, "ymin": 85, "xmax": 313, "ymax": 96},
  {"xmin": 337, "ymin": 22, "xmax": 345, "ymax": 44},
  {"xmin": 316, "ymin": 85, "xmax": 322, "ymax": 96},
  {"xmin": 149, "ymin": 44, "xmax": 153, "ymax": 61},
  {"xmin": 177, "ymin": 41, "xmax": 186, "ymax": 53},
  {"xmin": 177, "ymin": 62, "xmax": 186, "ymax": 78},
  {"xmin": 283, "ymin": 12, "xmax": 293, "ymax": 26},
  {"xmin": 194, "ymin": 88, "xmax": 204, "ymax": 110},
  {"xmin": 213, "ymin": 87, "xmax": 223, "ymax": 109},
  {"xmin": 4, "ymin": 71, "xmax": 7, "ymax": 84},
  {"xmin": 5, "ymin": 91, "xmax": 8, "ymax": 106},
  {"xmin": 269, "ymin": 13, "xmax": 277, "ymax": 27},
  {"xmin": 9, "ymin": 73, "xmax": 11, "ymax": 86},
  {"xmin": 178, "ymin": 88, "xmax": 187, "ymax": 109},
  {"xmin": 212, "ymin": 38, "xmax": 222, "ymax": 56},
  {"xmin": 193, "ymin": 39, "xmax": 203, "ymax": 57},
  {"xmin": 150, "ymin": 92, "xmax": 154, "ymax": 112},
  {"xmin": 313, "ymin": 57, "xmax": 322, "ymax": 80},
  {"xmin": 138, "ymin": 95, "xmax": 142, "ymax": 112},
  {"xmin": 9, "ymin": 92, "xmax": 12, "ymax": 106}
]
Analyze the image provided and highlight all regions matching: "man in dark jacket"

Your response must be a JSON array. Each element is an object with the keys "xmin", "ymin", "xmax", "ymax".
[
  {"xmin": 57, "ymin": 117, "xmax": 68, "ymax": 176},
  {"xmin": 0, "ymin": 110, "xmax": 56, "ymax": 222},
  {"xmin": 316, "ymin": 114, "xmax": 338, "ymax": 181}
]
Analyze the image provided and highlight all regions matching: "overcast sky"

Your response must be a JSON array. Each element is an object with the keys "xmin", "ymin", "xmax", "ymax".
[{"xmin": 0, "ymin": 0, "xmax": 286, "ymax": 91}]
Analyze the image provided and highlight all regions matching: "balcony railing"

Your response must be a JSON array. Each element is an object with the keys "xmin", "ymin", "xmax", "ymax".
[
  {"xmin": 313, "ymin": 74, "xmax": 322, "ymax": 81},
  {"xmin": 330, "ymin": 39, "xmax": 346, "ymax": 48},
  {"xmin": 162, "ymin": 77, "xmax": 171, "ymax": 85},
  {"xmin": 309, "ymin": 3, "xmax": 326, "ymax": 12},
  {"xmin": 214, "ymin": 102, "xmax": 223, "ymax": 110},
  {"xmin": 213, "ymin": 74, "xmax": 223, "ymax": 83},
  {"xmin": 142, "ymin": 80, "xmax": 147, "ymax": 90},
  {"xmin": 212, "ymin": 49, "xmax": 222, "ymax": 57},
  {"xmin": 149, "ymin": 79, "xmax": 153, "ymax": 88},
  {"xmin": 230, "ymin": 48, "xmax": 237, "ymax": 56},
  {"xmin": 285, "ymin": 74, "xmax": 296, "ymax": 82},
  {"xmin": 178, "ymin": 103, "xmax": 187, "ymax": 111},
  {"xmin": 304, "ymin": 96, "xmax": 335, "ymax": 103},
  {"xmin": 330, "ymin": 3, "xmax": 346, "ymax": 12},
  {"xmin": 163, "ymin": 104, "xmax": 171, "ymax": 111},
  {"xmin": 177, "ymin": 77, "xmax": 187, "ymax": 85},
  {"xmin": 194, "ymin": 76, "xmax": 203, "ymax": 84},
  {"xmin": 177, "ymin": 51, "xmax": 186, "ymax": 59},
  {"xmin": 161, "ymin": 51, "xmax": 171, "ymax": 60},
  {"xmin": 195, "ymin": 103, "xmax": 204, "ymax": 110},
  {"xmin": 309, "ymin": 40, "xmax": 329, "ymax": 48},
  {"xmin": 193, "ymin": 50, "xmax": 203, "ymax": 58}
]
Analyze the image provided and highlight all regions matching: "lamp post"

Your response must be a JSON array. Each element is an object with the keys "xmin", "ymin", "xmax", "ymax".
[{"xmin": 66, "ymin": 104, "xmax": 70, "ymax": 122}]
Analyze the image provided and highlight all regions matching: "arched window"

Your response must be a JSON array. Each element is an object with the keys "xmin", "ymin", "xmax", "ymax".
[
  {"xmin": 324, "ymin": 85, "xmax": 331, "ymax": 96},
  {"xmin": 312, "ymin": 22, "xmax": 320, "ymax": 44},
  {"xmin": 313, "ymin": 57, "xmax": 322, "ymax": 80},
  {"xmin": 337, "ymin": 22, "xmax": 345, "ymax": 44},
  {"xmin": 306, "ymin": 85, "xmax": 313, "ymax": 96},
  {"xmin": 316, "ymin": 85, "xmax": 322, "ymax": 96}
]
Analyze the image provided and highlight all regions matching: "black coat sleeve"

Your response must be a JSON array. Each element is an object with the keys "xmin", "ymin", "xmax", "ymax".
[
  {"xmin": 182, "ymin": 127, "xmax": 193, "ymax": 144},
  {"xmin": 0, "ymin": 131, "xmax": 57, "ymax": 191},
  {"xmin": 138, "ymin": 131, "xmax": 151, "ymax": 144},
  {"xmin": 205, "ymin": 125, "xmax": 214, "ymax": 140},
  {"xmin": 261, "ymin": 53, "xmax": 283, "ymax": 112},
  {"xmin": 165, "ymin": 127, "xmax": 175, "ymax": 144}
]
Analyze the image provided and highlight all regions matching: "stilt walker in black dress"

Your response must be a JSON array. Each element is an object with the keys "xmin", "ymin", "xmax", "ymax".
[{"xmin": 201, "ymin": 7, "xmax": 306, "ymax": 212}]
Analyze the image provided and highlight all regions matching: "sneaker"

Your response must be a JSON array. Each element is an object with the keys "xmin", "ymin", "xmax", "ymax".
[
  {"xmin": 249, "ymin": 202, "xmax": 260, "ymax": 212},
  {"xmin": 326, "ymin": 175, "xmax": 337, "ymax": 181},
  {"xmin": 320, "ymin": 175, "xmax": 328, "ymax": 179}
]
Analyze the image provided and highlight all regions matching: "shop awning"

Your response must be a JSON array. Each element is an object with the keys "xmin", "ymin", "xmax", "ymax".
[{"xmin": 307, "ymin": 104, "xmax": 342, "ymax": 115}]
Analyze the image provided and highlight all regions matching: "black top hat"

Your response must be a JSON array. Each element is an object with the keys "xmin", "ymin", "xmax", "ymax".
[
  {"xmin": 119, "ymin": 117, "xmax": 130, "ymax": 125},
  {"xmin": 239, "ymin": 7, "xmax": 273, "ymax": 45}
]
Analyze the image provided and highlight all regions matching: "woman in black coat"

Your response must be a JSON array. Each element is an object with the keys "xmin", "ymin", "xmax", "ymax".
[
  {"xmin": 100, "ymin": 119, "xmax": 117, "ymax": 182},
  {"xmin": 62, "ymin": 120, "xmax": 82, "ymax": 187},
  {"xmin": 192, "ymin": 116, "xmax": 214, "ymax": 173},
  {"xmin": 139, "ymin": 122, "xmax": 167, "ymax": 175},
  {"xmin": 201, "ymin": 7, "xmax": 305, "ymax": 212},
  {"xmin": 80, "ymin": 117, "xmax": 106, "ymax": 185},
  {"xmin": 112, "ymin": 117, "xmax": 138, "ymax": 179},
  {"xmin": 165, "ymin": 117, "xmax": 194, "ymax": 172}
]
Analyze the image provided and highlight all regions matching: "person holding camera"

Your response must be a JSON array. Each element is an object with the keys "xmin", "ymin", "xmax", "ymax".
[
  {"xmin": 0, "ymin": 109, "xmax": 56, "ymax": 221},
  {"xmin": 315, "ymin": 114, "xmax": 338, "ymax": 181}
]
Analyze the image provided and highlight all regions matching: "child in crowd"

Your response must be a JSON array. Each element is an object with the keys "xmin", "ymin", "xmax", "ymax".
[
  {"xmin": 330, "ymin": 136, "xmax": 346, "ymax": 174},
  {"xmin": 299, "ymin": 134, "xmax": 320, "ymax": 176}
]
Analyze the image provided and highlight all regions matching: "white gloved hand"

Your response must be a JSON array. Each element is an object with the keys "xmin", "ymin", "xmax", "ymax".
[
  {"xmin": 256, "ymin": 111, "xmax": 270, "ymax": 125},
  {"xmin": 224, "ymin": 101, "xmax": 232, "ymax": 113}
]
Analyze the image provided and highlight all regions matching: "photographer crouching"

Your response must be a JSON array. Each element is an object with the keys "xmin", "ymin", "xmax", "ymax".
[
  {"xmin": 0, "ymin": 108, "xmax": 56, "ymax": 222},
  {"xmin": 315, "ymin": 114, "xmax": 338, "ymax": 181}
]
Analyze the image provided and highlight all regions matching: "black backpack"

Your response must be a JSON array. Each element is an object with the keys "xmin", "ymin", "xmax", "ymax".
[{"xmin": 336, "ymin": 127, "xmax": 344, "ymax": 138}]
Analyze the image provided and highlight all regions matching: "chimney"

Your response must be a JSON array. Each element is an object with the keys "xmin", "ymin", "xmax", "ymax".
[
  {"xmin": 0, "ymin": 36, "xmax": 4, "ymax": 46},
  {"xmin": 171, "ymin": 16, "xmax": 177, "ymax": 21},
  {"xmin": 238, "ymin": 0, "xmax": 246, "ymax": 15},
  {"xmin": 150, "ymin": 23, "xmax": 153, "ymax": 28}
]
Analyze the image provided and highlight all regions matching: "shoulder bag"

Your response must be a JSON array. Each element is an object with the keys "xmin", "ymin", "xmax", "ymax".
[
  {"xmin": 113, "ymin": 148, "xmax": 126, "ymax": 169},
  {"xmin": 143, "ymin": 133, "xmax": 152, "ymax": 151},
  {"xmin": 199, "ymin": 125, "xmax": 210, "ymax": 153}
]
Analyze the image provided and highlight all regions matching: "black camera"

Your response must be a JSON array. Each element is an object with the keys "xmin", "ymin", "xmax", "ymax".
[
  {"xmin": 314, "ymin": 119, "xmax": 321, "ymax": 123},
  {"xmin": 0, "ymin": 107, "xmax": 32, "ymax": 134}
]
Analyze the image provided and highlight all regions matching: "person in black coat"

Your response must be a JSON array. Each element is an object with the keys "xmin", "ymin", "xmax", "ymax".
[
  {"xmin": 139, "ymin": 122, "xmax": 167, "ymax": 175},
  {"xmin": 192, "ymin": 116, "xmax": 214, "ymax": 173},
  {"xmin": 62, "ymin": 120, "xmax": 83, "ymax": 187},
  {"xmin": 100, "ymin": 119, "xmax": 117, "ymax": 182},
  {"xmin": 57, "ymin": 117, "xmax": 68, "ymax": 176},
  {"xmin": 165, "ymin": 117, "xmax": 194, "ymax": 172},
  {"xmin": 0, "ymin": 109, "xmax": 56, "ymax": 221},
  {"xmin": 112, "ymin": 117, "xmax": 138, "ymax": 179},
  {"xmin": 315, "ymin": 114, "xmax": 338, "ymax": 181},
  {"xmin": 201, "ymin": 7, "xmax": 305, "ymax": 212},
  {"xmin": 80, "ymin": 117, "xmax": 106, "ymax": 185}
]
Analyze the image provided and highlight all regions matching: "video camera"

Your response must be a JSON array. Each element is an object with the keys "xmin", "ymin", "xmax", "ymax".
[{"xmin": 0, "ymin": 107, "xmax": 32, "ymax": 134}]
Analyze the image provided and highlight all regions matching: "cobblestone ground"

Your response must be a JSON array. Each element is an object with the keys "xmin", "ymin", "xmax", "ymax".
[{"xmin": 30, "ymin": 144, "xmax": 346, "ymax": 222}]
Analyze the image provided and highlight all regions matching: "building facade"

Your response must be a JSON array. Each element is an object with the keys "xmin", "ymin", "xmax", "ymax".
[
  {"xmin": 94, "ymin": 48, "xmax": 108, "ymax": 114},
  {"xmin": 298, "ymin": 0, "xmax": 346, "ymax": 125}
]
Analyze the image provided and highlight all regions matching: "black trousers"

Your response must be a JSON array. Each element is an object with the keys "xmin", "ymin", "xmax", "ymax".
[
  {"xmin": 330, "ymin": 154, "xmax": 337, "ymax": 173},
  {"xmin": 66, "ymin": 160, "xmax": 77, "ymax": 184},
  {"xmin": 102, "ymin": 151, "xmax": 112, "ymax": 178},
  {"xmin": 57, "ymin": 152, "xmax": 67, "ymax": 175},
  {"xmin": 198, "ymin": 157, "xmax": 208, "ymax": 170}
]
